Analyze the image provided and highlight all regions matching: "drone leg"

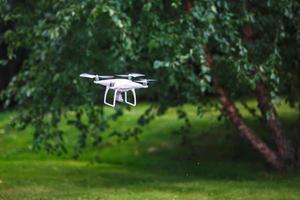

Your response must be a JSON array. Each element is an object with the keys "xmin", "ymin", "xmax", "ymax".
[
  {"xmin": 104, "ymin": 87, "xmax": 117, "ymax": 107},
  {"xmin": 125, "ymin": 89, "xmax": 136, "ymax": 106},
  {"xmin": 125, "ymin": 92, "xmax": 128, "ymax": 104},
  {"xmin": 113, "ymin": 89, "xmax": 118, "ymax": 107}
]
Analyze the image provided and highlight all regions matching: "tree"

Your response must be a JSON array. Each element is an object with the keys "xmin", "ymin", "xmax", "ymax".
[
  {"xmin": 1, "ymin": 0, "xmax": 299, "ymax": 170},
  {"xmin": 135, "ymin": 0, "xmax": 299, "ymax": 170},
  {"xmin": 137, "ymin": 0, "xmax": 299, "ymax": 170}
]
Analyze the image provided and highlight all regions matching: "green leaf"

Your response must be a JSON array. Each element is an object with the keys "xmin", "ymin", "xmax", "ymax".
[{"xmin": 0, "ymin": 59, "xmax": 8, "ymax": 66}]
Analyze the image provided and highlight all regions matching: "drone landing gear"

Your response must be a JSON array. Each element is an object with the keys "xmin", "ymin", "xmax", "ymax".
[
  {"xmin": 125, "ymin": 89, "xmax": 136, "ymax": 106},
  {"xmin": 103, "ymin": 87, "xmax": 136, "ymax": 107},
  {"xmin": 104, "ymin": 87, "xmax": 118, "ymax": 107}
]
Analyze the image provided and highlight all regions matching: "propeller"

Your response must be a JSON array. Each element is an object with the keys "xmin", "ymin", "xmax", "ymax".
[
  {"xmin": 116, "ymin": 73, "xmax": 145, "ymax": 79},
  {"xmin": 80, "ymin": 73, "xmax": 96, "ymax": 79},
  {"xmin": 135, "ymin": 79, "xmax": 156, "ymax": 83},
  {"xmin": 80, "ymin": 73, "xmax": 114, "ymax": 80},
  {"xmin": 135, "ymin": 79, "xmax": 156, "ymax": 84}
]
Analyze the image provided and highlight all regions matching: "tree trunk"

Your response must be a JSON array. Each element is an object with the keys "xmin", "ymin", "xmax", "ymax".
[
  {"xmin": 216, "ymin": 82, "xmax": 285, "ymax": 170},
  {"xmin": 183, "ymin": 0, "xmax": 193, "ymax": 12},
  {"xmin": 255, "ymin": 81, "xmax": 292, "ymax": 161},
  {"xmin": 206, "ymin": 52, "xmax": 285, "ymax": 170},
  {"xmin": 242, "ymin": 23, "xmax": 292, "ymax": 164},
  {"xmin": 242, "ymin": 23, "xmax": 292, "ymax": 163}
]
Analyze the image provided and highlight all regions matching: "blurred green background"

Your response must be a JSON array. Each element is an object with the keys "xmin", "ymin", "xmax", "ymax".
[{"xmin": 0, "ymin": 0, "xmax": 300, "ymax": 199}]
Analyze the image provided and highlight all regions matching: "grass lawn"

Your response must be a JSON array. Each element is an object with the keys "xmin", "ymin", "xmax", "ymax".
[{"xmin": 0, "ymin": 101, "xmax": 299, "ymax": 199}]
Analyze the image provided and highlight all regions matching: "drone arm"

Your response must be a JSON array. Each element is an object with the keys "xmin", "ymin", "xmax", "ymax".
[
  {"xmin": 125, "ymin": 89, "xmax": 136, "ymax": 106},
  {"xmin": 104, "ymin": 87, "xmax": 118, "ymax": 107}
]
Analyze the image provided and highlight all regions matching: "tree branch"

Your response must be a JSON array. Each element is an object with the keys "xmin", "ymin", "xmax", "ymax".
[
  {"xmin": 206, "ymin": 51, "xmax": 285, "ymax": 170},
  {"xmin": 255, "ymin": 81, "xmax": 292, "ymax": 161}
]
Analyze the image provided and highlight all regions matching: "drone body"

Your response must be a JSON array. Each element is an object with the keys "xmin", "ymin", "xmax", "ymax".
[{"xmin": 80, "ymin": 73, "xmax": 155, "ymax": 107}]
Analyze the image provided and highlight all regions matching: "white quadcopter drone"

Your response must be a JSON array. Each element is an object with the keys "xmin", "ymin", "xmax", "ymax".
[{"xmin": 80, "ymin": 73, "xmax": 155, "ymax": 107}]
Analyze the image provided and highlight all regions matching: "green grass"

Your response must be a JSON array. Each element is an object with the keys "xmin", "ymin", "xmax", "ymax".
[{"xmin": 0, "ymin": 101, "xmax": 299, "ymax": 199}]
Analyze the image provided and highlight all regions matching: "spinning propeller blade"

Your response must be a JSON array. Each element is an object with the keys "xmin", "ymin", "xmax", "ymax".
[
  {"xmin": 98, "ymin": 75, "xmax": 114, "ymax": 79},
  {"xmin": 80, "ymin": 73, "xmax": 114, "ymax": 79},
  {"xmin": 80, "ymin": 73, "xmax": 96, "ymax": 79},
  {"xmin": 117, "ymin": 73, "xmax": 145, "ymax": 78},
  {"xmin": 135, "ymin": 79, "xmax": 156, "ymax": 83}
]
